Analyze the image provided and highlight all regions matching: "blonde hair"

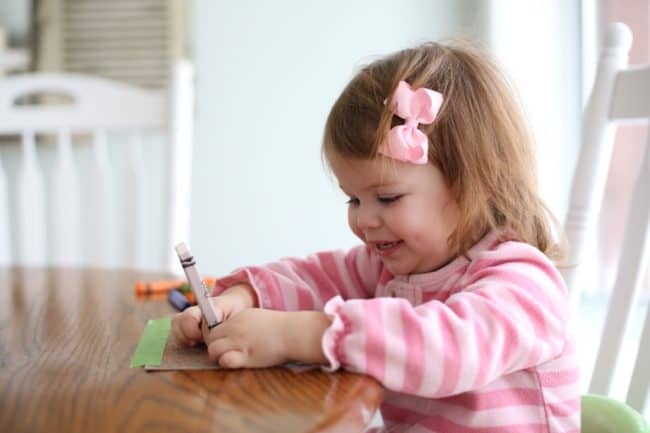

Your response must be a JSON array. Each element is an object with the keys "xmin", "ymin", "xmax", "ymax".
[{"xmin": 323, "ymin": 41, "xmax": 564, "ymax": 261}]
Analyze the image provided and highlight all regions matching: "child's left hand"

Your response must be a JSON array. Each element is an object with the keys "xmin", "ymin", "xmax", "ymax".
[
  {"xmin": 203, "ymin": 309, "xmax": 331, "ymax": 369},
  {"xmin": 202, "ymin": 309, "xmax": 290, "ymax": 368}
]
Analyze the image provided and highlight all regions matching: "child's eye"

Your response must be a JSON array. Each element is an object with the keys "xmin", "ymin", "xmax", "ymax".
[
  {"xmin": 346, "ymin": 197, "xmax": 360, "ymax": 206},
  {"xmin": 378, "ymin": 195, "xmax": 402, "ymax": 204}
]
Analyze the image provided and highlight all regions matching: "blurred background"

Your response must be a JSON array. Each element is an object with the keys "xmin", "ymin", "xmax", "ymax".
[
  {"xmin": 0, "ymin": 0, "xmax": 585, "ymax": 273},
  {"xmin": 0, "ymin": 0, "xmax": 648, "ymax": 413}
]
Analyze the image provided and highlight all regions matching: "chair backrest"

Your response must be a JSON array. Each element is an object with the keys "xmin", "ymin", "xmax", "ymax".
[
  {"xmin": 0, "ymin": 61, "xmax": 193, "ymax": 272},
  {"xmin": 563, "ymin": 22, "xmax": 650, "ymax": 412}
]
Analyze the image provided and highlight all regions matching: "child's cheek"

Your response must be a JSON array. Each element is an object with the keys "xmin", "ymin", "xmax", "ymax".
[{"xmin": 348, "ymin": 214, "xmax": 363, "ymax": 240}]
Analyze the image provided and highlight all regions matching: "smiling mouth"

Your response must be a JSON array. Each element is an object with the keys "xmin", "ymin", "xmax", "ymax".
[{"xmin": 373, "ymin": 240, "xmax": 403, "ymax": 256}]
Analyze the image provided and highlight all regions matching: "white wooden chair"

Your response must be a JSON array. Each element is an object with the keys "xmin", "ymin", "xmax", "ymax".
[
  {"xmin": 563, "ymin": 22, "xmax": 649, "ymax": 414},
  {"xmin": 0, "ymin": 61, "xmax": 193, "ymax": 272}
]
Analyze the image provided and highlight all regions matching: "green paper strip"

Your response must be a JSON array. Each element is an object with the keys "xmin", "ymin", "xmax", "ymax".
[{"xmin": 130, "ymin": 317, "xmax": 172, "ymax": 368}]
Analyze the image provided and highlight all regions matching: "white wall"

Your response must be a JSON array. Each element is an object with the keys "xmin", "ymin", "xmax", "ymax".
[
  {"xmin": 191, "ymin": 0, "xmax": 582, "ymax": 275},
  {"xmin": 190, "ymin": 0, "xmax": 493, "ymax": 274},
  {"xmin": 487, "ymin": 1, "xmax": 582, "ymax": 225}
]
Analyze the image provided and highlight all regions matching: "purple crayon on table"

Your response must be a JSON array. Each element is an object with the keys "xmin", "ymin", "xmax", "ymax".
[{"xmin": 168, "ymin": 288, "xmax": 191, "ymax": 311}]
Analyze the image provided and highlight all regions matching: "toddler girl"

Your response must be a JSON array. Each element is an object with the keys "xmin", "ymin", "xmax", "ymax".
[{"xmin": 173, "ymin": 41, "xmax": 580, "ymax": 433}]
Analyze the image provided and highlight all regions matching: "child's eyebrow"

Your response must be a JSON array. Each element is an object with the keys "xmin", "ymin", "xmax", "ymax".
[
  {"xmin": 338, "ymin": 181, "xmax": 400, "ymax": 194},
  {"xmin": 367, "ymin": 182, "xmax": 398, "ymax": 189}
]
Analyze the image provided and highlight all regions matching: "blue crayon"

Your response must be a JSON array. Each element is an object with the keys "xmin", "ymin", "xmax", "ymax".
[{"xmin": 168, "ymin": 288, "xmax": 191, "ymax": 311}]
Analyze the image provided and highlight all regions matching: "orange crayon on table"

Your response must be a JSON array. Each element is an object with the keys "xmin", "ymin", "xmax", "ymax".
[
  {"xmin": 134, "ymin": 279, "xmax": 185, "ymax": 296},
  {"xmin": 184, "ymin": 290, "xmax": 196, "ymax": 305},
  {"xmin": 203, "ymin": 277, "xmax": 216, "ymax": 289},
  {"xmin": 135, "ymin": 277, "xmax": 215, "ymax": 298}
]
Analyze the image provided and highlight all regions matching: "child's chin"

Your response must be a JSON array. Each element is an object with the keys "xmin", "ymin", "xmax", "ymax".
[{"xmin": 382, "ymin": 261, "xmax": 411, "ymax": 276}]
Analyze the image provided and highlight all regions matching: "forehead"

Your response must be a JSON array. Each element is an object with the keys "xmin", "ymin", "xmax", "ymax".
[{"xmin": 329, "ymin": 155, "xmax": 417, "ymax": 191}]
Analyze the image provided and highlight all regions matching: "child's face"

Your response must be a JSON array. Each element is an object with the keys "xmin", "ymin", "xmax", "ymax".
[{"xmin": 330, "ymin": 154, "xmax": 460, "ymax": 275}]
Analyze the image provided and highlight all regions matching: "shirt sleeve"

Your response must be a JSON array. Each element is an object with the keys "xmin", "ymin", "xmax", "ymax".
[
  {"xmin": 212, "ymin": 245, "xmax": 386, "ymax": 311},
  {"xmin": 321, "ymin": 243, "xmax": 570, "ymax": 398}
]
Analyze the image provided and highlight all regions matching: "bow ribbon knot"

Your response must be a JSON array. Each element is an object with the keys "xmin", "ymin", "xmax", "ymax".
[{"xmin": 378, "ymin": 81, "xmax": 443, "ymax": 165}]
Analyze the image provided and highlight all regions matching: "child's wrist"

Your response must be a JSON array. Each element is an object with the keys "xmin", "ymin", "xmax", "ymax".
[{"xmin": 282, "ymin": 311, "xmax": 331, "ymax": 365}]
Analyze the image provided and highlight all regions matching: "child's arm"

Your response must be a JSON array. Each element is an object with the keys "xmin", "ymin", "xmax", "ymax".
[
  {"xmin": 174, "ymin": 243, "xmax": 377, "ymax": 350},
  {"xmin": 212, "ymin": 245, "xmax": 387, "ymax": 311},
  {"xmin": 321, "ymin": 243, "xmax": 571, "ymax": 398}
]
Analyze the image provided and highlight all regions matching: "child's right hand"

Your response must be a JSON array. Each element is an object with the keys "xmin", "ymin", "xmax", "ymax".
[{"xmin": 171, "ymin": 283, "xmax": 258, "ymax": 347}]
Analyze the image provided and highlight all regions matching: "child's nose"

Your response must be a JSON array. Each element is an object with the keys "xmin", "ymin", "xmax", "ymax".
[{"xmin": 356, "ymin": 206, "xmax": 381, "ymax": 230}]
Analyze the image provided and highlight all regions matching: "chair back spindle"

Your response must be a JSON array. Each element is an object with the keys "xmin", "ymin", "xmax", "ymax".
[
  {"xmin": 563, "ymin": 24, "xmax": 632, "ymax": 306},
  {"xmin": 17, "ymin": 130, "xmax": 46, "ymax": 265},
  {"xmin": 588, "ymin": 79, "xmax": 650, "ymax": 403},
  {"xmin": 0, "ymin": 156, "xmax": 9, "ymax": 265},
  {"xmin": 52, "ymin": 128, "xmax": 81, "ymax": 265},
  {"xmin": 565, "ymin": 22, "xmax": 650, "ymax": 412},
  {"xmin": 88, "ymin": 130, "xmax": 114, "ymax": 267},
  {"xmin": 124, "ymin": 132, "xmax": 145, "ymax": 269}
]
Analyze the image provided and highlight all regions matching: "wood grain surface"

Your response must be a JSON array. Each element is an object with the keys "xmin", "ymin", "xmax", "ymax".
[{"xmin": 0, "ymin": 267, "xmax": 383, "ymax": 433}]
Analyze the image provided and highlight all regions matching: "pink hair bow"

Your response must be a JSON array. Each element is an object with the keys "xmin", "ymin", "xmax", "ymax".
[{"xmin": 379, "ymin": 81, "xmax": 443, "ymax": 165}]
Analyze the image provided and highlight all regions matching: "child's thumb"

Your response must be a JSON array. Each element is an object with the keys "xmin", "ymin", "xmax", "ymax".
[{"xmin": 218, "ymin": 350, "xmax": 246, "ymax": 369}]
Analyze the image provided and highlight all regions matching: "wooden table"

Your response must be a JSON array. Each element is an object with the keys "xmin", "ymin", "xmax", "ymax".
[{"xmin": 0, "ymin": 267, "xmax": 383, "ymax": 433}]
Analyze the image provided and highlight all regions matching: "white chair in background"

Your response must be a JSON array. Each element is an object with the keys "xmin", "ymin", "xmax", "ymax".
[
  {"xmin": 563, "ymin": 22, "xmax": 649, "ymax": 414},
  {"xmin": 0, "ymin": 62, "xmax": 193, "ymax": 272}
]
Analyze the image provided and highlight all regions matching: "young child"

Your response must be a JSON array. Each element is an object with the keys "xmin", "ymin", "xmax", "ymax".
[{"xmin": 173, "ymin": 41, "xmax": 580, "ymax": 433}]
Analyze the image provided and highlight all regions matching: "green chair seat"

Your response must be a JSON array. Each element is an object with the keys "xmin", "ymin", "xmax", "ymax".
[{"xmin": 581, "ymin": 394, "xmax": 649, "ymax": 433}]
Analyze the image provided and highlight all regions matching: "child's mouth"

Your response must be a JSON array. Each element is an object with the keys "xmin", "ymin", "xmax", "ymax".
[{"xmin": 374, "ymin": 241, "xmax": 403, "ymax": 256}]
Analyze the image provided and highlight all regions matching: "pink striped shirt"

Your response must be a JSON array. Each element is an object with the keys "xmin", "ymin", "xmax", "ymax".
[{"xmin": 214, "ymin": 232, "xmax": 580, "ymax": 433}]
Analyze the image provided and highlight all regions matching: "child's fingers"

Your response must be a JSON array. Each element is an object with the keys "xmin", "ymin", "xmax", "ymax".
[
  {"xmin": 177, "ymin": 307, "xmax": 203, "ymax": 345},
  {"xmin": 172, "ymin": 321, "xmax": 194, "ymax": 346},
  {"xmin": 171, "ymin": 313, "xmax": 187, "ymax": 340},
  {"xmin": 210, "ymin": 291, "xmax": 253, "ymax": 322},
  {"xmin": 217, "ymin": 350, "xmax": 247, "ymax": 369},
  {"xmin": 207, "ymin": 337, "xmax": 239, "ymax": 363},
  {"xmin": 209, "ymin": 297, "xmax": 229, "ymax": 322}
]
